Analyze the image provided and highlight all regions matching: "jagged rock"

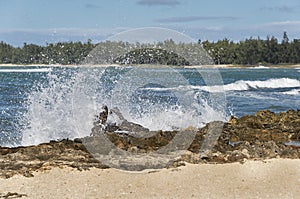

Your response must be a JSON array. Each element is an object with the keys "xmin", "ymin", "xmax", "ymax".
[
  {"xmin": 91, "ymin": 106, "xmax": 149, "ymax": 136},
  {"xmin": 0, "ymin": 109, "xmax": 300, "ymax": 176},
  {"xmin": 0, "ymin": 139, "xmax": 108, "ymax": 178},
  {"xmin": 85, "ymin": 109, "xmax": 300, "ymax": 166}
]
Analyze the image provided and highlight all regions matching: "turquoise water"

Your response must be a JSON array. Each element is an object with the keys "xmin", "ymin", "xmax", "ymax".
[{"xmin": 0, "ymin": 66, "xmax": 299, "ymax": 146}]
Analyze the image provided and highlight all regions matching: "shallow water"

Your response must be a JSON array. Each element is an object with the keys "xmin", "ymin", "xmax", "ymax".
[{"xmin": 285, "ymin": 141, "xmax": 300, "ymax": 147}]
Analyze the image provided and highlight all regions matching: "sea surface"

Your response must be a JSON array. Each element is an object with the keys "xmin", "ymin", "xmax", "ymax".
[{"xmin": 0, "ymin": 66, "xmax": 299, "ymax": 146}]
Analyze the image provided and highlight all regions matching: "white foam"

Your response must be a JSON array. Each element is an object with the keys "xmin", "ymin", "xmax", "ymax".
[
  {"xmin": 20, "ymin": 68, "xmax": 226, "ymax": 146},
  {"xmin": 282, "ymin": 89, "xmax": 300, "ymax": 95},
  {"xmin": 131, "ymin": 100, "xmax": 226, "ymax": 131},
  {"xmin": 21, "ymin": 70, "xmax": 101, "ymax": 146},
  {"xmin": 252, "ymin": 65, "xmax": 269, "ymax": 69},
  {"xmin": 205, "ymin": 78, "xmax": 300, "ymax": 92},
  {"xmin": 143, "ymin": 78, "xmax": 300, "ymax": 93},
  {"xmin": 293, "ymin": 68, "xmax": 300, "ymax": 72},
  {"xmin": 0, "ymin": 68, "xmax": 52, "ymax": 73}
]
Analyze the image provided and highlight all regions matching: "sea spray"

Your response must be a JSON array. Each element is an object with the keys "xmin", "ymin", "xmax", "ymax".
[
  {"xmin": 124, "ymin": 92, "xmax": 226, "ymax": 131},
  {"xmin": 21, "ymin": 67, "xmax": 104, "ymax": 145},
  {"xmin": 21, "ymin": 66, "xmax": 227, "ymax": 146},
  {"xmin": 20, "ymin": 27, "xmax": 227, "ymax": 148}
]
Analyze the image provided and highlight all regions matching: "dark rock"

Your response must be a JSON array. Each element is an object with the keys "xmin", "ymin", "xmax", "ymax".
[
  {"xmin": 0, "ymin": 109, "xmax": 300, "ymax": 176},
  {"xmin": 91, "ymin": 106, "xmax": 150, "ymax": 136},
  {"xmin": 0, "ymin": 140, "xmax": 108, "ymax": 178}
]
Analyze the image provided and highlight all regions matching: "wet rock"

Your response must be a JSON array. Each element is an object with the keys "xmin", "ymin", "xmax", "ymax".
[
  {"xmin": 0, "ymin": 109, "xmax": 300, "ymax": 176},
  {"xmin": 91, "ymin": 106, "xmax": 150, "ymax": 136}
]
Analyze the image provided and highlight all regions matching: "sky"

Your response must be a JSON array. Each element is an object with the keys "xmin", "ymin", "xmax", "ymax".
[{"xmin": 1, "ymin": 0, "xmax": 300, "ymax": 46}]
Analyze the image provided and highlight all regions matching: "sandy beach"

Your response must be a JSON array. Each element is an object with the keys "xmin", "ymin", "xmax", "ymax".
[{"xmin": 0, "ymin": 159, "xmax": 299, "ymax": 199}]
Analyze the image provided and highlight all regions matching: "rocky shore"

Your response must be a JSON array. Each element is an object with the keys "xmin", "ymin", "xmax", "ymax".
[{"xmin": 0, "ymin": 110, "xmax": 299, "ymax": 178}]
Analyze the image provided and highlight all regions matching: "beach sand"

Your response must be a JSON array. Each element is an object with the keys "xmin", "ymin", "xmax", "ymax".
[{"xmin": 0, "ymin": 159, "xmax": 299, "ymax": 199}]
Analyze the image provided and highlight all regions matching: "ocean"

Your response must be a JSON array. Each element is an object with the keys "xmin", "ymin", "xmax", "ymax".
[{"xmin": 0, "ymin": 66, "xmax": 299, "ymax": 147}]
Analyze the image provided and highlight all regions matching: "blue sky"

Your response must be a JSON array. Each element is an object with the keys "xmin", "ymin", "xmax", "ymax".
[{"xmin": 1, "ymin": 0, "xmax": 300, "ymax": 46}]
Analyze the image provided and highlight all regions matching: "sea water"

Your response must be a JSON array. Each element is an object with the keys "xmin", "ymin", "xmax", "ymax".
[{"xmin": 0, "ymin": 66, "xmax": 299, "ymax": 146}]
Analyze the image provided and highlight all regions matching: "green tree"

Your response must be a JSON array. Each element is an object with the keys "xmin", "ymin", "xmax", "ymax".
[
  {"xmin": 0, "ymin": 41, "xmax": 13, "ymax": 63},
  {"xmin": 279, "ymin": 31, "xmax": 290, "ymax": 63}
]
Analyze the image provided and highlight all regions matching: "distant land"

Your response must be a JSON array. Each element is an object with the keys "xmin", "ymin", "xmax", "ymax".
[{"xmin": 0, "ymin": 32, "xmax": 299, "ymax": 66}]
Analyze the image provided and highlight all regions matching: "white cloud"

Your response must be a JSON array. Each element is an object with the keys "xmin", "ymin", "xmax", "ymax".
[
  {"xmin": 260, "ymin": 5, "xmax": 297, "ymax": 12},
  {"xmin": 162, "ymin": 20, "xmax": 300, "ymax": 42},
  {"xmin": 85, "ymin": 3, "xmax": 100, "ymax": 9},
  {"xmin": 251, "ymin": 21, "xmax": 300, "ymax": 36},
  {"xmin": 0, "ymin": 27, "xmax": 131, "ymax": 46},
  {"xmin": 1, "ymin": 21, "xmax": 300, "ymax": 46},
  {"xmin": 137, "ymin": 0, "xmax": 180, "ymax": 6},
  {"xmin": 264, "ymin": 21, "xmax": 300, "ymax": 26},
  {"xmin": 0, "ymin": 27, "xmax": 129, "ymax": 36},
  {"xmin": 156, "ymin": 16, "xmax": 238, "ymax": 23}
]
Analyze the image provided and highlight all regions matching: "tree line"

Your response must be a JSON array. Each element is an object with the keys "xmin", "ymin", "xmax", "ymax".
[
  {"xmin": 0, "ymin": 39, "xmax": 95, "ymax": 65},
  {"xmin": 0, "ymin": 32, "xmax": 299, "ymax": 65},
  {"xmin": 201, "ymin": 32, "xmax": 300, "ymax": 65}
]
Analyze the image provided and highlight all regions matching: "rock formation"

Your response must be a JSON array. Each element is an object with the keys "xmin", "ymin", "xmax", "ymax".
[
  {"xmin": 91, "ymin": 106, "xmax": 149, "ymax": 136},
  {"xmin": 0, "ymin": 109, "xmax": 299, "ymax": 176}
]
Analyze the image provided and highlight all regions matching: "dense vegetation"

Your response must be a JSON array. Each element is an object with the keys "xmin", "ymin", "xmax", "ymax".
[
  {"xmin": 201, "ymin": 32, "xmax": 300, "ymax": 65},
  {"xmin": 0, "ymin": 40, "xmax": 95, "ymax": 65},
  {"xmin": 113, "ymin": 48, "xmax": 190, "ymax": 66},
  {"xmin": 0, "ymin": 32, "xmax": 299, "ymax": 65}
]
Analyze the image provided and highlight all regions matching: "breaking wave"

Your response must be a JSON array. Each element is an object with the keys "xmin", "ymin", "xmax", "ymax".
[
  {"xmin": 143, "ymin": 78, "xmax": 300, "ymax": 93},
  {"xmin": 252, "ymin": 65, "xmax": 269, "ymax": 69},
  {"xmin": 282, "ymin": 89, "xmax": 300, "ymax": 95},
  {"xmin": 20, "ymin": 67, "xmax": 226, "ymax": 146},
  {"xmin": 202, "ymin": 78, "xmax": 300, "ymax": 92},
  {"xmin": 0, "ymin": 68, "xmax": 52, "ymax": 73}
]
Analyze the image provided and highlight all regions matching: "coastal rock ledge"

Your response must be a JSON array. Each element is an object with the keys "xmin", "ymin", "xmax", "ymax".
[{"xmin": 0, "ymin": 110, "xmax": 299, "ymax": 177}]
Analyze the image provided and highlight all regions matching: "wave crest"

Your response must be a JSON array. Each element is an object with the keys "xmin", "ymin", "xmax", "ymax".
[{"xmin": 143, "ymin": 78, "xmax": 300, "ymax": 93}]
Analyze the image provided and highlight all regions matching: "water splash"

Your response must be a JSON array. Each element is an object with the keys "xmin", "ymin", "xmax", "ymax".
[
  {"xmin": 20, "ymin": 27, "xmax": 226, "ymax": 146},
  {"xmin": 21, "ymin": 68, "xmax": 103, "ymax": 145},
  {"xmin": 20, "ymin": 66, "xmax": 226, "ymax": 146}
]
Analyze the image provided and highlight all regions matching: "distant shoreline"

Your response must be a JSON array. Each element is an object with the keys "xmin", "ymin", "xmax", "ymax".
[{"xmin": 1, "ymin": 63, "xmax": 300, "ymax": 68}]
